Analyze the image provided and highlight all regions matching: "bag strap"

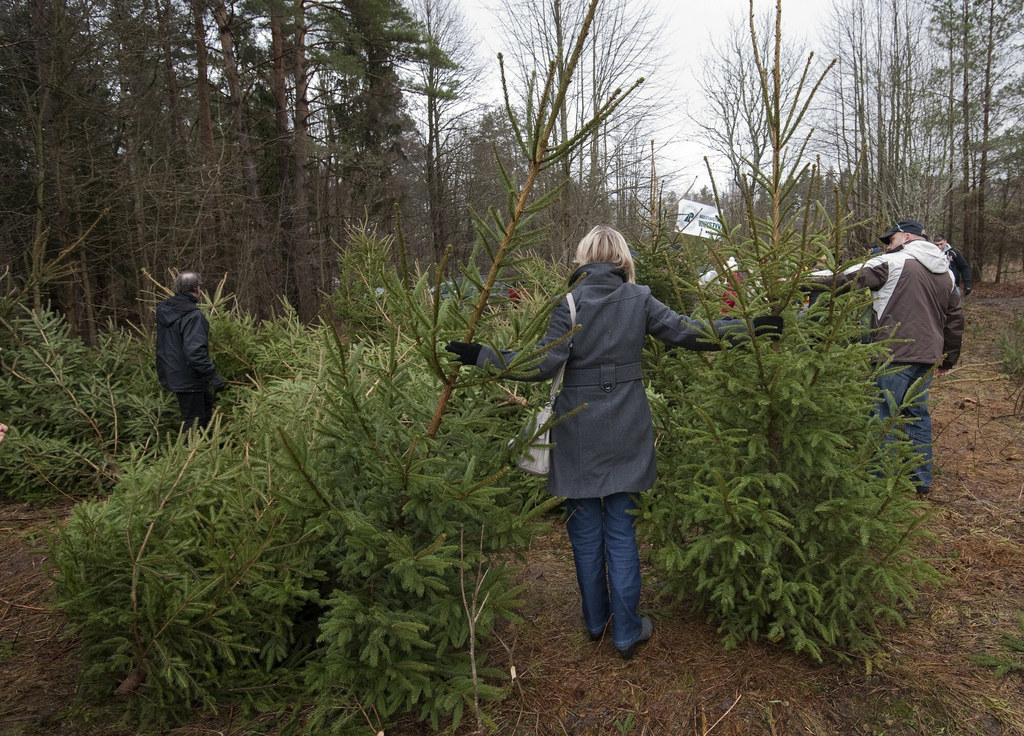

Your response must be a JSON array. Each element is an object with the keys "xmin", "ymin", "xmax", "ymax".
[{"xmin": 547, "ymin": 293, "xmax": 576, "ymax": 402}]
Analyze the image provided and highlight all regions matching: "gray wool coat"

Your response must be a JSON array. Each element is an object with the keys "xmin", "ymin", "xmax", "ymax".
[{"xmin": 477, "ymin": 261, "xmax": 742, "ymax": 500}]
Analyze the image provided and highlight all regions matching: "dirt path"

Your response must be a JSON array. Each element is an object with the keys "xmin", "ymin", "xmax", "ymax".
[{"xmin": 0, "ymin": 503, "xmax": 78, "ymax": 735}]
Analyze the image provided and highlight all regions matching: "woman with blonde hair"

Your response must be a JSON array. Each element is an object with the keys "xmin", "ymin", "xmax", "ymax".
[{"xmin": 447, "ymin": 225, "xmax": 780, "ymax": 658}]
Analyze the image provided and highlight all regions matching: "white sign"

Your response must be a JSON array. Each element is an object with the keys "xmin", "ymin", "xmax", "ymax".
[{"xmin": 676, "ymin": 198, "xmax": 724, "ymax": 239}]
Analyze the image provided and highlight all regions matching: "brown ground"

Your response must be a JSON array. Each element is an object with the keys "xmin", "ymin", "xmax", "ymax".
[{"xmin": 3, "ymin": 283, "xmax": 1023, "ymax": 736}]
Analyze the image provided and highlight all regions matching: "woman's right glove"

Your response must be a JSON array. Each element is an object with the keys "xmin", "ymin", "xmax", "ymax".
[
  {"xmin": 445, "ymin": 341, "xmax": 482, "ymax": 366},
  {"xmin": 752, "ymin": 315, "xmax": 784, "ymax": 339}
]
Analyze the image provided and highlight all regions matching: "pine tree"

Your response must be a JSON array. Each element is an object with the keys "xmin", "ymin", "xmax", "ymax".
[
  {"xmin": 300, "ymin": 1, "xmax": 645, "ymax": 728},
  {"xmin": 636, "ymin": 3, "xmax": 942, "ymax": 662},
  {"xmin": 0, "ymin": 305, "xmax": 167, "ymax": 501},
  {"xmin": 50, "ymin": 307, "xmax": 332, "ymax": 723}
]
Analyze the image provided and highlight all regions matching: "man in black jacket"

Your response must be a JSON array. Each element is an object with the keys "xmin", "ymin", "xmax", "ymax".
[
  {"xmin": 156, "ymin": 271, "xmax": 226, "ymax": 434},
  {"xmin": 934, "ymin": 235, "xmax": 972, "ymax": 295}
]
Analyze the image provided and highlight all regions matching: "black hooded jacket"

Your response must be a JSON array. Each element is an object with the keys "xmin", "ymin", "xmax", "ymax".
[{"xmin": 155, "ymin": 292, "xmax": 223, "ymax": 393}]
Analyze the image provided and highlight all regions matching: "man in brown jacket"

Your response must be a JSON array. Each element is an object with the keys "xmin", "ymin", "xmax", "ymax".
[{"xmin": 819, "ymin": 219, "xmax": 964, "ymax": 494}]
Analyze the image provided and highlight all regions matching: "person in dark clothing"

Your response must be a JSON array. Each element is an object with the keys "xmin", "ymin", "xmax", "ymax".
[
  {"xmin": 155, "ymin": 271, "xmax": 225, "ymax": 434},
  {"xmin": 446, "ymin": 225, "xmax": 782, "ymax": 659},
  {"xmin": 933, "ymin": 235, "xmax": 972, "ymax": 295}
]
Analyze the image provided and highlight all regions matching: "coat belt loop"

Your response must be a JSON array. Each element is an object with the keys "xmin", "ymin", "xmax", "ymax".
[{"xmin": 600, "ymin": 364, "xmax": 615, "ymax": 392}]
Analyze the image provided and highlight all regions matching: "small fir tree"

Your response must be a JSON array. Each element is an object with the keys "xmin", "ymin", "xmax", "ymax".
[
  {"xmin": 301, "ymin": 1, "xmax": 645, "ymax": 727},
  {"xmin": 636, "ymin": 2, "xmax": 941, "ymax": 662},
  {"xmin": 53, "ymin": 368, "xmax": 329, "ymax": 724},
  {"xmin": 0, "ymin": 306, "xmax": 167, "ymax": 502}
]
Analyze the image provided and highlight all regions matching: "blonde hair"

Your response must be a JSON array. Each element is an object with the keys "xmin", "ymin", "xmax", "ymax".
[{"xmin": 574, "ymin": 225, "xmax": 636, "ymax": 283}]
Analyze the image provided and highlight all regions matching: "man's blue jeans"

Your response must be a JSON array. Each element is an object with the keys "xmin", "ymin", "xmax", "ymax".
[
  {"xmin": 564, "ymin": 492, "xmax": 642, "ymax": 650},
  {"xmin": 875, "ymin": 362, "xmax": 933, "ymax": 489}
]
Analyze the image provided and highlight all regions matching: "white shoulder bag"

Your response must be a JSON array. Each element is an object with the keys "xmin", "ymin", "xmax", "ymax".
[{"xmin": 514, "ymin": 293, "xmax": 576, "ymax": 476}]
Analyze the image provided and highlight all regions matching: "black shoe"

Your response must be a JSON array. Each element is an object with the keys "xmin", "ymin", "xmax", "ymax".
[
  {"xmin": 616, "ymin": 616, "xmax": 653, "ymax": 660},
  {"xmin": 916, "ymin": 485, "xmax": 930, "ymax": 495}
]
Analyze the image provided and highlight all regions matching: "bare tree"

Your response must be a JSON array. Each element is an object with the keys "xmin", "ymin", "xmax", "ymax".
[
  {"xmin": 291, "ymin": 0, "xmax": 318, "ymax": 320},
  {"xmin": 820, "ymin": 0, "xmax": 945, "ymax": 245},
  {"xmin": 212, "ymin": 0, "xmax": 283, "ymax": 314},
  {"xmin": 692, "ymin": 6, "xmax": 825, "ymax": 231},
  {"xmin": 818, "ymin": 0, "xmax": 1023, "ymax": 272},
  {"xmin": 930, "ymin": 0, "xmax": 1023, "ymax": 278},
  {"xmin": 693, "ymin": 12, "xmax": 796, "ymax": 188},
  {"xmin": 494, "ymin": 0, "xmax": 664, "ymax": 251},
  {"xmin": 407, "ymin": 0, "xmax": 483, "ymax": 266}
]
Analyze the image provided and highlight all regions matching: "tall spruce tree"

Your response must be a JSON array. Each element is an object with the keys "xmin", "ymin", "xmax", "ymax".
[
  {"xmin": 301, "ymin": 1, "xmax": 643, "ymax": 729},
  {"xmin": 636, "ymin": 2, "xmax": 942, "ymax": 662}
]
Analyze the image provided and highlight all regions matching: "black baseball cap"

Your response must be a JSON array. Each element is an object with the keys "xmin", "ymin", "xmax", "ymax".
[{"xmin": 879, "ymin": 219, "xmax": 926, "ymax": 244}]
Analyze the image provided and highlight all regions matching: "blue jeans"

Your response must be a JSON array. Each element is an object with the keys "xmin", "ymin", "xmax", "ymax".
[
  {"xmin": 875, "ymin": 363, "xmax": 933, "ymax": 489},
  {"xmin": 565, "ymin": 493, "xmax": 642, "ymax": 650}
]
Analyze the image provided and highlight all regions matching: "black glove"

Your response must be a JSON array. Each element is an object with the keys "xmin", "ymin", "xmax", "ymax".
[
  {"xmin": 445, "ymin": 341, "xmax": 482, "ymax": 366},
  {"xmin": 752, "ymin": 315, "xmax": 784, "ymax": 339},
  {"xmin": 211, "ymin": 375, "xmax": 227, "ymax": 392}
]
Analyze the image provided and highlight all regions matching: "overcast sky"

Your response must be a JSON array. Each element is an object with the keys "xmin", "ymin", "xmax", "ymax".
[{"xmin": 456, "ymin": 0, "xmax": 826, "ymax": 195}]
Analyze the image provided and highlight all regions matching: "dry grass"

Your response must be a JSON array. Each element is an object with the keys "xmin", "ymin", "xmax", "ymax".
[
  {"xmin": 2, "ymin": 283, "xmax": 1024, "ymax": 735},
  {"xmin": 0, "ymin": 503, "xmax": 78, "ymax": 734}
]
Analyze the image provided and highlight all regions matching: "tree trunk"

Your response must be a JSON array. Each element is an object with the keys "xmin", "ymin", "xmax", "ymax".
[
  {"xmin": 975, "ymin": 0, "xmax": 995, "ymax": 283},
  {"xmin": 959, "ymin": 0, "xmax": 973, "ymax": 274},
  {"xmin": 192, "ymin": 0, "xmax": 216, "ymax": 164},
  {"xmin": 270, "ymin": 7, "xmax": 291, "ymax": 195},
  {"xmin": 212, "ymin": 0, "xmax": 272, "ymax": 311},
  {"xmin": 191, "ymin": 0, "xmax": 220, "ymax": 261},
  {"xmin": 269, "ymin": 4, "xmax": 292, "ymax": 306},
  {"xmin": 29, "ymin": 0, "xmax": 53, "ymax": 313},
  {"xmin": 942, "ymin": 35, "xmax": 956, "ymax": 237},
  {"xmin": 158, "ymin": 0, "xmax": 183, "ymax": 145},
  {"xmin": 292, "ymin": 1, "xmax": 317, "ymax": 321}
]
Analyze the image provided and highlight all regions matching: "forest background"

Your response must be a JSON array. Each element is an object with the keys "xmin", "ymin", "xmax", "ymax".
[{"xmin": 1, "ymin": 0, "xmax": 1023, "ymax": 334}]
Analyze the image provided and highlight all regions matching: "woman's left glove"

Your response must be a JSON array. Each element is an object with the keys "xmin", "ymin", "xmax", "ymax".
[
  {"xmin": 752, "ymin": 315, "xmax": 784, "ymax": 339},
  {"xmin": 445, "ymin": 341, "xmax": 482, "ymax": 366}
]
